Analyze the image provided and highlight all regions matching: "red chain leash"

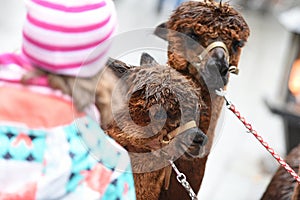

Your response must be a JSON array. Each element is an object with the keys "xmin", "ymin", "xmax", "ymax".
[{"xmin": 216, "ymin": 89, "xmax": 300, "ymax": 184}]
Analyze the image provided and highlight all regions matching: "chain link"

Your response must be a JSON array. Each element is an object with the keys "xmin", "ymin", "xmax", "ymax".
[{"xmin": 169, "ymin": 160, "xmax": 198, "ymax": 200}]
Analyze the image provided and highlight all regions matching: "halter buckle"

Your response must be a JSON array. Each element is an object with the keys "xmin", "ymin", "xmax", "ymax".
[{"xmin": 229, "ymin": 65, "xmax": 239, "ymax": 75}]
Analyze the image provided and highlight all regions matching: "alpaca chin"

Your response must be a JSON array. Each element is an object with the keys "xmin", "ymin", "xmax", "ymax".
[{"xmin": 199, "ymin": 65, "xmax": 228, "ymax": 90}]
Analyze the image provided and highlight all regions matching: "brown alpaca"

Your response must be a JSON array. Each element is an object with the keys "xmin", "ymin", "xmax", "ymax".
[
  {"xmin": 154, "ymin": 1, "xmax": 250, "ymax": 199},
  {"xmin": 105, "ymin": 53, "xmax": 208, "ymax": 200},
  {"xmin": 261, "ymin": 145, "xmax": 300, "ymax": 200}
]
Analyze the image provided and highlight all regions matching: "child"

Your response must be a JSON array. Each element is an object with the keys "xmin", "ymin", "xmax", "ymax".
[{"xmin": 0, "ymin": 0, "xmax": 136, "ymax": 199}]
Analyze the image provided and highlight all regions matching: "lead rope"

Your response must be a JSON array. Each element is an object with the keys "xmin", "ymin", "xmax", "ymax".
[
  {"xmin": 169, "ymin": 160, "xmax": 198, "ymax": 200},
  {"xmin": 216, "ymin": 88, "xmax": 300, "ymax": 184}
]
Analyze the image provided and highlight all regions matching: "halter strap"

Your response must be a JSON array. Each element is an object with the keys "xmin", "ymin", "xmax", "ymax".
[
  {"xmin": 198, "ymin": 41, "xmax": 229, "ymax": 63},
  {"xmin": 160, "ymin": 120, "xmax": 197, "ymax": 144},
  {"xmin": 161, "ymin": 120, "xmax": 197, "ymax": 190}
]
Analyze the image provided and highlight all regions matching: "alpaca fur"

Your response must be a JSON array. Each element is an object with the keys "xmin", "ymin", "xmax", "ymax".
[
  {"xmin": 261, "ymin": 145, "xmax": 300, "ymax": 200},
  {"xmin": 105, "ymin": 53, "xmax": 208, "ymax": 200},
  {"xmin": 154, "ymin": 1, "xmax": 250, "ymax": 199}
]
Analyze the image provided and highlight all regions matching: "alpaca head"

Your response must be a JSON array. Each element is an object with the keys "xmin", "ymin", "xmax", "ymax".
[
  {"xmin": 107, "ymin": 53, "xmax": 208, "ymax": 163},
  {"xmin": 155, "ymin": 0, "xmax": 250, "ymax": 89}
]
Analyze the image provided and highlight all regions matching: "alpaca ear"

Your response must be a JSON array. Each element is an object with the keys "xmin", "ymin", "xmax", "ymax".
[
  {"xmin": 140, "ymin": 52, "xmax": 159, "ymax": 67},
  {"xmin": 154, "ymin": 22, "xmax": 168, "ymax": 41},
  {"xmin": 106, "ymin": 58, "xmax": 131, "ymax": 78}
]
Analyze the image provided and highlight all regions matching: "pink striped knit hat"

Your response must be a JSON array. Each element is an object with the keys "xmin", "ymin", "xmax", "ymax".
[{"xmin": 22, "ymin": 0, "xmax": 117, "ymax": 77}]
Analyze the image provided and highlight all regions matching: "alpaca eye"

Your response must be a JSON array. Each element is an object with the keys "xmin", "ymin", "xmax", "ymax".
[
  {"xmin": 188, "ymin": 32, "xmax": 198, "ymax": 41},
  {"xmin": 232, "ymin": 40, "xmax": 244, "ymax": 52},
  {"xmin": 186, "ymin": 32, "xmax": 199, "ymax": 48}
]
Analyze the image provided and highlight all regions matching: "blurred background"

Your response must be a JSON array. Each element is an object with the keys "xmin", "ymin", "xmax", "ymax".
[{"xmin": 1, "ymin": 0, "xmax": 300, "ymax": 199}]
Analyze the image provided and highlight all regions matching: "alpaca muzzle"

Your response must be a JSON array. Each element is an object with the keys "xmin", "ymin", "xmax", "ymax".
[
  {"xmin": 197, "ymin": 41, "xmax": 239, "ymax": 75},
  {"xmin": 161, "ymin": 120, "xmax": 207, "ymax": 191},
  {"xmin": 160, "ymin": 121, "xmax": 207, "ymax": 147},
  {"xmin": 198, "ymin": 41, "xmax": 229, "ymax": 63}
]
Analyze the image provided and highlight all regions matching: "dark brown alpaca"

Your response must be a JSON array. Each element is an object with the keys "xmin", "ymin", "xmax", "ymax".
[
  {"xmin": 105, "ymin": 53, "xmax": 208, "ymax": 200},
  {"xmin": 261, "ymin": 145, "xmax": 300, "ymax": 200},
  {"xmin": 154, "ymin": 1, "xmax": 250, "ymax": 199}
]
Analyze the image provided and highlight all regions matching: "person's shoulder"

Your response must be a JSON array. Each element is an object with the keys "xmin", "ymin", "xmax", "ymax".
[{"xmin": 0, "ymin": 82, "xmax": 85, "ymax": 129}]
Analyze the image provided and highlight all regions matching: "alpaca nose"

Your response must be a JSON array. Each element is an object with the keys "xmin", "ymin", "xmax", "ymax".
[
  {"xmin": 206, "ymin": 47, "xmax": 229, "ymax": 86},
  {"xmin": 212, "ymin": 48, "xmax": 229, "ymax": 77}
]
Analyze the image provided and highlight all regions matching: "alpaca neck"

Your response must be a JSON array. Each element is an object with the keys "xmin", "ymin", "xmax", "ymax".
[{"xmin": 292, "ymin": 164, "xmax": 300, "ymax": 200}]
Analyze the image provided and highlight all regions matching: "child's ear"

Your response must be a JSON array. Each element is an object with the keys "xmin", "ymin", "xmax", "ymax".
[
  {"xmin": 140, "ymin": 52, "xmax": 159, "ymax": 67},
  {"xmin": 154, "ymin": 22, "xmax": 168, "ymax": 41},
  {"xmin": 106, "ymin": 58, "xmax": 132, "ymax": 78}
]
